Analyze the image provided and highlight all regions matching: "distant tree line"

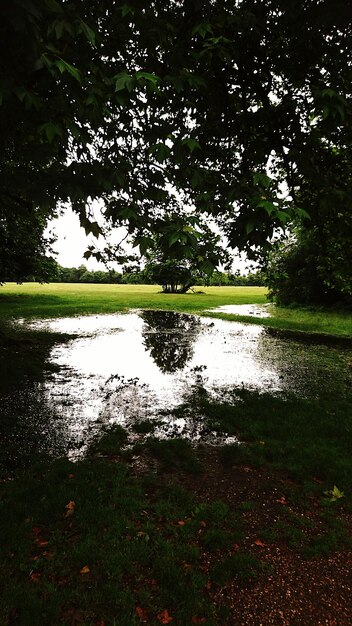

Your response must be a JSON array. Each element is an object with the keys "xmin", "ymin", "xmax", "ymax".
[
  {"xmin": 53, "ymin": 265, "xmax": 121, "ymax": 284},
  {"xmin": 202, "ymin": 271, "xmax": 265, "ymax": 287},
  {"xmin": 39, "ymin": 263, "xmax": 265, "ymax": 287}
]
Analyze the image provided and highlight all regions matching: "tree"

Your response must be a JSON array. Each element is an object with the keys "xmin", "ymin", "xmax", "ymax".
[
  {"xmin": 144, "ymin": 259, "xmax": 195, "ymax": 294},
  {"xmin": 265, "ymin": 225, "xmax": 352, "ymax": 307},
  {"xmin": 0, "ymin": 0, "xmax": 106, "ymax": 280},
  {"xmin": 143, "ymin": 217, "xmax": 231, "ymax": 293},
  {"xmin": 265, "ymin": 138, "xmax": 352, "ymax": 306},
  {"xmin": 0, "ymin": 204, "xmax": 57, "ymax": 282},
  {"xmin": 1, "ymin": 1, "xmax": 352, "ymax": 281}
]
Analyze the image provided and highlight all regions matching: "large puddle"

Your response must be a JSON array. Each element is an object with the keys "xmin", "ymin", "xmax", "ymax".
[{"xmin": 1, "ymin": 310, "xmax": 351, "ymax": 469}]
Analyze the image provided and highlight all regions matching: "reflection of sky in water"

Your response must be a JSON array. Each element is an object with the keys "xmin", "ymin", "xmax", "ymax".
[
  {"xmin": 33, "ymin": 312, "xmax": 278, "ymax": 390},
  {"xmin": 38, "ymin": 313, "xmax": 281, "ymax": 412},
  {"xmin": 9, "ymin": 311, "xmax": 350, "ymax": 462},
  {"xmin": 207, "ymin": 304, "xmax": 271, "ymax": 318},
  {"xmin": 16, "ymin": 312, "xmax": 281, "ymax": 456}
]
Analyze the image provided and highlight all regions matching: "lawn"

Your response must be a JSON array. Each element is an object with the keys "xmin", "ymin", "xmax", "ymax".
[
  {"xmin": 0, "ymin": 283, "xmax": 351, "ymax": 624},
  {"xmin": 0, "ymin": 283, "xmax": 267, "ymax": 318},
  {"xmin": 1, "ymin": 282, "xmax": 352, "ymax": 337}
]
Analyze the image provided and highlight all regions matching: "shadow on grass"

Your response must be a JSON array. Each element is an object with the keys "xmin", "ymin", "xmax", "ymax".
[{"xmin": 181, "ymin": 388, "xmax": 352, "ymax": 488}]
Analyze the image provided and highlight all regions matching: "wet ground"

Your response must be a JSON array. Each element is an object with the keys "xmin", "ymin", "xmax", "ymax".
[
  {"xmin": 207, "ymin": 303, "xmax": 271, "ymax": 317},
  {"xmin": 1, "ymin": 309, "xmax": 351, "ymax": 469}
]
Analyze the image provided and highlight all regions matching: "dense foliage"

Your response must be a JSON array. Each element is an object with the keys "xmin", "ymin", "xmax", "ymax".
[
  {"xmin": 265, "ymin": 230, "xmax": 352, "ymax": 307},
  {"xmin": 1, "ymin": 0, "xmax": 351, "ymax": 290}
]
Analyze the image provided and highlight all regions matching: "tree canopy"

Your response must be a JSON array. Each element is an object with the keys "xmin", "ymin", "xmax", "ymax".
[{"xmin": 1, "ymin": 0, "xmax": 352, "ymax": 282}]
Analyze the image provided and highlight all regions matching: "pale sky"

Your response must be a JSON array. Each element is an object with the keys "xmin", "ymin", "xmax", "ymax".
[
  {"xmin": 48, "ymin": 207, "xmax": 108, "ymax": 270},
  {"xmin": 48, "ymin": 205, "xmax": 251, "ymax": 274}
]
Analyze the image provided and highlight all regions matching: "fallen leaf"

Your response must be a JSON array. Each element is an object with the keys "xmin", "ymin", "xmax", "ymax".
[
  {"xmin": 324, "ymin": 485, "xmax": 344, "ymax": 501},
  {"xmin": 137, "ymin": 531, "xmax": 150, "ymax": 542},
  {"xmin": 135, "ymin": 606, "xmax": 148, "ymax": 622},
  {"xmin": 157, "ymin": 609, "xmax": 173, "ymax": 624},
  {"xmin": 42, "ymin": 551, "xmax": 54, "ymax": 559},
  {"xmin": 178, "ymin": 520, "xmax": 185, "ymax": 526},
  {"xmin": 276, "ymin": 496, "xmax": 287, "ymax": 505},
  {"xmin": 68, "ymin": 474, "xmax": 75, "ymax": 479},
  {"xmin": 199, "ymin": 520, "xmax": 207, "ymax": 528},
  {"xmin": 232, "ymin": 543, "xmax": 240, "ymax": 552},
  {"xmin": 34, "ymin": 539, "xmax": 49, "ymax": 548},
  {"xmin": 65, "ymin": 500, "xmax": 76, "ymax": 518},
  {"xmin": 61, "ymin": 608, "xmax": 84, "ymax": 623},
  {"xmin": 80, "ymin": 565, "xmax": 90, "ymax": 574},
  {"xmin": 32, "ymin": 527, "xmax": 42, "ymax": 536},
  {"xmin": 254, "ymin": 539, "xmax": 266, "ymax": 547},
  {"xmin": 243, "ymin": 466, "xmax": 252, "ymax": 473},
  {"xmin": 29, "ymin": 572, "xmax": 41, "ymax": 583}
]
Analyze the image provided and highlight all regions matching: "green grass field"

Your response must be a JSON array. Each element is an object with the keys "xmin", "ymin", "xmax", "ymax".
[
  {"xmin": 1, "ymin": 282, "xmax": 351, "ymax": 337},
  {"xmin": 0, "ymin": 283, "xmax": 266, "ymax": 317},
  {"xmin": 0, "ymin": 283, "xmax": 352, "ymax": 624}
]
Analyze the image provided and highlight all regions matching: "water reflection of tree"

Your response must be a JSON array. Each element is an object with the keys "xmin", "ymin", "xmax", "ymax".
[{"xmin": 141, "ymin": 311, "xmax": 200, "ymax": 373}]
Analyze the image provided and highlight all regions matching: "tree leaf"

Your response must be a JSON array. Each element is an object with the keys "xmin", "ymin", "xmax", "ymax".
[
  {"xmin": 168, "ymin": 232, "xmax": 181, "ymax": 247},
  {"xmin": 157, "ymin": 609, "xmax": 173, "ymax": 624},
  {"xmin": 45, "ymin": 0, "xmax": 64, "ymax": 14},
  {"xmin": 254, "ymin": 539, "xmax": 265, "ymax": 547},
  {"xmin": 253, "ymin": 172, "xmax": 271, "ymax": 188},
  {"xmin": 65, "ymin": 500, "xmax": 76, "ymax": 517},
  {"xmin": 182, "ymin": 138, "xmax": 201, "ymax": 153},
  {"xmin": 324, "ymin": 485, "xmax": 344, "ymax": 501},
  {"xmin": 80, "ymin": 20, "xmax": 96, "ymax": 46},
  {"xmin": 39, "ymin": 122, "xmax": 62, "ymax": 142},
  {"xmin": 55, "ymin": 59, "xmax": 81, "ymax": 83},
  {"xmin": 90, "ymin": 221, "xmax": 102, "ymax": 238},
  {"xmin": 200, "ymin": 260, "xmax": 215, "ymax": 275},
  {"xmin": 121, "ymin": 4, "xmax": 135, "ymax": 17},
  {"xmin": 257, "ymin": 199, "xmax": 275, "ymax": 215},
  {"xmin": 53, "ymin": 19, "xmax": 65, "ymax": 40},
  {"xmin": 192, "ymin": 23, "xmax": 213, "ymax": 38},
  {"xmin": 115, "ymin": 72, "xmax": 135, "ymax": 92},
  {"xmin": 151, "ymin": 143, "xmax": 171, "ymax": 163},
  {"xmin": 135, "ymin": 607, "xmax": 148, "ymax": 623},
  {"xmin": 29, "ymin": 573, "xmax": 41, "ymax": 583},
  {"xmin": 139, "ymin": 236, "xmax": 154, "ymax": 256},
  {"xmin": 136, "ymin": 71, "xmax": 159, "ymax": 85},
  {"xmin": 275, "ymin": 496, "xmax": 288, "ymax": 505},
  {"xmin": 245, "ymin": 221, "xmax": 255, "ymax": 234}
]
